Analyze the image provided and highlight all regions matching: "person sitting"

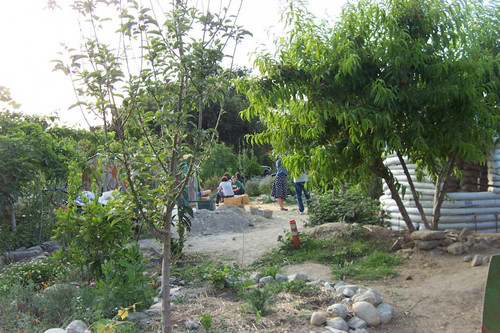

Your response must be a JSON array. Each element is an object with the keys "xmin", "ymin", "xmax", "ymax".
[
  {"xmin": 235, "ymin": 171, "xmax": 245, "ymax": 185},
  {"xmin": 216, "ymin": 175, "xmax": 234, "ymax": 205},
  {"xmin": 231, "ymin": 175, "xmax": 245, "ymax": 195}
]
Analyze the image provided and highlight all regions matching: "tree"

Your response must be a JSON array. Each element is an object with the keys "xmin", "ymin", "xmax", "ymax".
[
  {"xmin": 54, "ymin": 1, "xmax": 248, "ymax": 331},
  {"xmin": 239, "ymin": 0, "xmax": 499, "ymax": 231}
]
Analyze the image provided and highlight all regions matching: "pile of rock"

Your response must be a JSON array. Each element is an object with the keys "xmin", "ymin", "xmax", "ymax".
[
  {"xmin": 310, "ymin": 281, "xmax": 393, "ymax": 333},
  {"xmin": 391, "ymin": 229, "xmax": 495, "ymax": 266},
  {"xmin": 1, "ymin": 240, "xmax": 62, "ymax": 268}
]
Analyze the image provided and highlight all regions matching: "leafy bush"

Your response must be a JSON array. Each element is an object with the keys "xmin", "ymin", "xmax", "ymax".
[
  {"xmin": 240, "ymin": 285, "xmax": 275, "ymax": 316},
  {"xmin": 94, "ymin": 243, "xmax": 155, "ymax": 317},
  {"xmin": 244, "ymin": 178, "xmax": 261, "ymax": 197},
  {"xmin": 260, "ymin": 264, "xmax": 280, "ymax": 279},
  {"xmin": 0, "ymin": 259, "xmax": 71, "ymax": 291},
  {"xmin": 53, "ymin": 169, "xmax": 134, "ymax": 280},
  {"xmin": 258, "ymin": 176, "xmax": 275, "ymax": 196},
  {"xmin": 204, "ymin": 264, "xmax": 247, "ymax": 290},
  {"xmin": 199, "ymin": 143, "xmax": 238, "ymax": 181},
  {"xmin": 307, "ymin": 191, "xmax": 387, "ymax": 227}
]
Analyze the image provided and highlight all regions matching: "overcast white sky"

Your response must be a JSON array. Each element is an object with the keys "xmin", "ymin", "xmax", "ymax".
[{"xmin": 0, "ymin": 0, "xmax": 346, "ymax": 128}]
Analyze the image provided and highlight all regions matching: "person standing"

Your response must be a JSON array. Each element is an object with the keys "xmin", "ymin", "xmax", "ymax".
[
  {"xmin": 294, "ymin": 172, "xmax": 311, "ymax": 214},
  {"xmin": 272, "ymin": 157, "xmax": 288, "ymax": 211}
]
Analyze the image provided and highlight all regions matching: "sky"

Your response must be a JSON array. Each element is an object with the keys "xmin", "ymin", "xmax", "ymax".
[{"xmin": 0, "ymin": 0, "xmax": 346, "ymax": 128}]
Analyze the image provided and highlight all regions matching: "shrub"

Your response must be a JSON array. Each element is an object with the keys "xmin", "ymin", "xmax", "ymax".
[
  {"xmin": 258, "ymin": 176, "xmax": 275, "ymax": 196},
  {"xmin": 240, "ymin": 285, "xmax": 275, "ymax": 316},
  {"xmin": 94, "ymin": 243, "xmax": 155, "ymax": 318},
  {"xmin": 244, "ymin": 178, "xmax": 261, "ymax": 197},
  {"xmin": 307, "ymin": 191, "xmax": 387, "ymax": 227},
  {"xmin": 199, "ymin": 143, "xmax": 238, "ymax": 181},
  {"xmin": 204, "ymin": 263, "xmax": 247, "ymax": 290},
  {"xmin": 0, "ymin": 259, "xmax": 71, "ymax": 291}
]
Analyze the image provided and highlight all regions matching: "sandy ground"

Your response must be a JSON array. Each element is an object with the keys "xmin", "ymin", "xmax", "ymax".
[{"xmin": 142, "ymin": 201, "xmax": 500, "ymax": 332}]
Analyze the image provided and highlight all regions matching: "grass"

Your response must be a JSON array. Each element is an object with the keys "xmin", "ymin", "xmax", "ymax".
[{"xmin": 252, "ymin": 225, "xmax": 402, "ymax": 281}]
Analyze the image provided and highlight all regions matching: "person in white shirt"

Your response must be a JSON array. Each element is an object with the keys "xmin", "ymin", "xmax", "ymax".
[
  {"xmin": 216, "ymin": 175, "xmax": 234, "ymax": 205},
  {"xmin": 294, "ymin": 172, "xmax": 311, "ymax": 214}
]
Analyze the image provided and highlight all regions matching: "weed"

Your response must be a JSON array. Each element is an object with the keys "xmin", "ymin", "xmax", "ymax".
[
  {"xmin": 200, "ymin": 313, "xmax": 212, "ymax": 331},
  {"xmin": 332, "ymin": 251, "xmax": 401, "ymax": 280},
  {"xmin": 240, "ymin": 285, "xmax": 275, "ymax": 316},
  {"xmin": 260, "ymin": 263, "xmax": 280, "ymax": 278}
]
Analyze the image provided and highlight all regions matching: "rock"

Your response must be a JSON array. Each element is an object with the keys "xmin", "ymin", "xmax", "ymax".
[
  {"xmin": 44, "ymin": 329, "xmax": 67, "ymax": 333},
  {"xmin": 464, "ymin": 255, "xmax": 473, "ymax": 262},
  {"xmin": 472, "ymin": 243, "xmax": 489, "ymax": 251},
  {"xmin": 259, "ymin": 276, "xmax": 274, "ymax": 284},
  {"xmin": 307, "ymin": 279, "xmax": 323, "ymax": 286},
  {"xmin": 411, "ymin": 230, "xmax": 445, "ymax": 241},
  {"xmin": 124, "ymin": 311, "xmax": 147, "ymax": 322},
  {"xmin": 390, "ymin": 238, "xmax": 404, "ymax": 252},
  {"xmin": 405, "ymin": 275, "xmax": 413, "ymax": 280},
  {"xmin": 414, "ymin": 240, "xmax": 443, "ymax": 250},
  {"xmin": 334, "ymin": 281, "xmax": 346, "ymax": 289},
  {"xmin": 377, "ymin": 302, "xmax": 394, "ymax": 324},
  {"xmin": 327, "ymin": 303, "xmax": 348, "ymax": 318},
  {"xmin": 354, "ymin": 289, "xmax": 383, "ymax": 307},
  {"xmin": 261, "ymin": 210, "xmax": 273, "ymax": 218},
  {"xmin": 326, "ymin": 317, "xmax": 349, "ymax": 332},
  {"xmin": 350, "ymin": 329, "xmax": 370, "ymax": 333},
  {"xmin": 310, "ymin": 311, "xmax": 327, "ymax": 326},
  {"xmin": 39, "ymin": 240, "xmax": 61, "ymax": 252},
  {"xmin": 471, "ymin": 255, "xmax": 483, "ymax": 266},
  {"xmin": 356, "ymin": 288, "xmax": 366, "ymax": 294},
  {"xmin": 447, "ymin": 242, "xmax": 468, "ymax": 255},
  {"xmin": 340, "ymin": 298, "xmax": 352, "ymax": 306},
  {"xmin": 401, "ymin": 241, "xmax": 415, "ymax": 249},
  {"xmin": 347, "ymin": 316, "xmax": 367, "ymax": 329},
  {"xmin": 275, "ymin": 274, "xmax": 288, "ymax": 282},
  {"xmin": 342, "ymin": 288, "xmax": 355, "ymax": 297},
  {"xmin": 66, "ymin": 320, "xmax": 88, "ymax": 333},
  {"xmin": 353, "ymin": 301, "xmax": 381, "ymax": 326},
  {"xmin": 484, "ymin": 256, "xmax": 491, "ymax": 264},
  {"xmin": 399, "ymin": 248, "xmax": 414, "ymax": 255},
  {"xmin": 185, "ymin": 320, "xmax": 199, "ymax": 330},
  {"xmin": 288, "ymin": 273, "xmax": 308, "ymax": 281},
  {"xmin": 337, "ymin": 284, "xmax": 360, "ymax": 293},
  {"xmin": 250, "ymin": 272, "xmax": 262, "ymax": 283},
  {"xmin": 459, "ymin": 227, "xmax": 472, "ymax": 237},
  {"xmin": 324, "ymin": 282, "xmax": 336, "ymax": 292},
  {"xmin": 323, "ymin": 328, "xmax": 347, "ymax": 333}
]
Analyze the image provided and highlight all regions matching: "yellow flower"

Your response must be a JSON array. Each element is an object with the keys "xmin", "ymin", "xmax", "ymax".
[
  {"xmin": 118, "ymin": 309, "xmax": 129, "ymax": 320},
  {"xmin": 132, "ymin": 304, "xmax": 136, "ymax": 312}
]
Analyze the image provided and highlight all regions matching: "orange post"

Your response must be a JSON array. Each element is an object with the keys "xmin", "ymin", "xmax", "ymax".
[{"xmin": 289, "ymin": 220, "xmax": 300, "ymax": 249}]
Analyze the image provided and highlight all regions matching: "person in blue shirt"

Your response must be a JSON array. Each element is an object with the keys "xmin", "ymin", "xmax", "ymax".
[{"xmin": 271, "ymin": 157, "xmax": 288, "ymax": 210}]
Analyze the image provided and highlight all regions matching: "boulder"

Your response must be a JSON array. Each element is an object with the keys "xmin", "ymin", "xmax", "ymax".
[
  {"xmin": 447, "ymin": 242, "xmax": 468, "ymax": 255},
  {"xmin": 66, "ymin": 320, "xmax": 88, "ymax": 333},
  {"xmin": 377, "ymin": 302, "xmax": 394, "ymax": 324},
  {"xmin": 326, "ymin": 317, "xmax": 349, "ymax": 332},
  {"xmin": 327, "ymin": 303, "xmax": 348, "ymax": 319},
  {"xmin": 354, "ymin": 289, "xmax": 383, "ymax": 307},
  {"xmin": 310, "ymin": 311, "xmax": 327, "ymax": 326},
  {"xmin": 411, "ymin": 230, "xmax": 445, "ymax": 241},
  {"xmin": 353, "ymin": 301, "xmax": 381, "ymax": 326},
  {"xmin": 414, "ymin": 240, "xmax": 443, "ymax": 250}
]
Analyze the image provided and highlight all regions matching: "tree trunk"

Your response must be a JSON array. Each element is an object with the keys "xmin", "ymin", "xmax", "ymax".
[
  {"xmin": 432, "ymin": 153, "xmax": 457, "ymax": 229},
  {"xmin": 161, "ymin": 220, "xmax": 172, "ymax": 333},
  {"xmin": 9, "ymin": 201, "xmax": 16, "ymax": 232},
  {"xmin": 369, "ymin": 157, "xmax": 415, "ymax": 232},
  {"xmin": 396, "ymin": 151, "xmax": 431, "ymax": 230}
]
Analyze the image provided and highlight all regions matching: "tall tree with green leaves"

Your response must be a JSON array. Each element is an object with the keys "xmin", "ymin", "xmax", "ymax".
[
  {"xmin": 54, "ymin": 1, "xmax": 247, "ymax": 331},
  {"xmin": 239, "ymin": 0, "xmax": 499, "ymax": 231}
]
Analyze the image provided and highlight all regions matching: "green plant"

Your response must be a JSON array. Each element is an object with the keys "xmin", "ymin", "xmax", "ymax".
[
  {"xmin": 200, "ymin": 313, "xmax": 213, "ymax": 331},
  {"xmin": 199, "ymin": 143, "xmax": 238, "ymax": 181},
  {"xmin": 332, "ymin": 251, "xmax": 402, "ymax": 280},
  {"xmin": 94, "ymin": 243, "xmax": 155, "ymax": 318},
  {"xmin": 269, "ymin": 279, "xmax": 313, "ymax": 294},
  {"xmin": 244, "ymin": 178, "xmax": 261, "ymax": 197},
  {"xmin": 0, "ymin": 259, "xmax": 71, "ymax": 291},
  {"xmin": 53, "ymin": 167, "xmax": 134, "ymax": 280},
  {"xmin": 240, "ymin": 285, "xmax": 275, "ymax": 317},
  {"xmin": 306, "ymin": 191, "xmax": 387, "ymax": 228},
  {"xmin": 204, "ymin": 264, "xmax": 247, "ymax": 290},
  {"xmin": 260, "ymin": 264, "xmax": 280, "ymax": 278},
  {"xmin": 258, "ymin": 176, "xmax": 275, "ymax": 197}
]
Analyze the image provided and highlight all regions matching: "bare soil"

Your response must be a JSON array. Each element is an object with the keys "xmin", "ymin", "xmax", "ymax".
[{"xmin": 144, "ymin": 201, "xmax": 500, "ymax": 332}]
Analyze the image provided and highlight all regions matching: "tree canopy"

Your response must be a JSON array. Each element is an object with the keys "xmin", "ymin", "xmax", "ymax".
[{"xmin": 239, "ymin": 0, "xmax": 500, "ymax": 230}]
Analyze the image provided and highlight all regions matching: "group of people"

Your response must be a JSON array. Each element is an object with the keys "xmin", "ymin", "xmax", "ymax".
[
  {"xmin": 216, "ymin": 172, "xmax": 245, "ymax": 205},
  {"xmin": 272, "ymin": 157, "xmax": 311, "ymax": 214}
]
